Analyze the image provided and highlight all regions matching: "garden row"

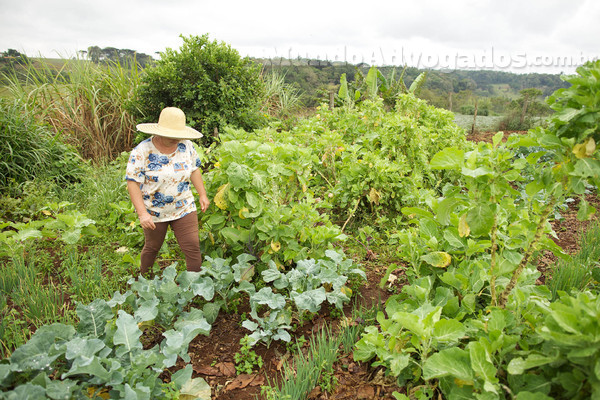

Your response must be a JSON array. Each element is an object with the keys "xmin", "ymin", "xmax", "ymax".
[{"xmin": 354, "ymin": 60, "xmax": 600, "ymax": 399}]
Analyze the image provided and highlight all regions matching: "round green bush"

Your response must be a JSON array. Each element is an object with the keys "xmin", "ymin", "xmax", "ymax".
[{"xmin": 135, "ymin": 34, "xmax": 266, "ymax": 145}]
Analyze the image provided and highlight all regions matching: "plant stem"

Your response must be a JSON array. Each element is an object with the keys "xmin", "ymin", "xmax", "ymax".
[
  {"xmin": 341, "ymin": 195, "xmax": 363, "ymax": 232},
  {"xmin": 498, "ymin": 198, "xmax": 556, "ymax": 308},
  {"xmin": 489, "ymin": 212, "xmax": 499, "ymax": 307}
]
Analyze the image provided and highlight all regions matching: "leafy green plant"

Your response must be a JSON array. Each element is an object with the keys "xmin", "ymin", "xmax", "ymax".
[
  {"xmin": 337, "ymin": 66, "xmax": 428, "ymax": 107},
  {"xmin": 507, "ymin": 291, "xmax": 600, "ymax": 399},
  {"xmin": 0, "ymin": 264, "xmax": 211, "ymax": 398},
  {"xmin": 353, "ymin": 60, "xmax": 600, "ymax": 400},
  {"xmin": 136, "ymin": 34, "xmax": 266, "ymax": 146},
  {"xmin": 201, "ymin": 137, "xmax": 344, "ymax": 264},
  {"xmin": 317, "ymin": 361, "xmax": 338, "ymax": 394},
  {"xmin": 234, "ymin": 336, "xmax": 264, "ymax": 374}
]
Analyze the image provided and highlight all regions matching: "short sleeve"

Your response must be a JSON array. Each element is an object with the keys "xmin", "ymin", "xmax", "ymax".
[
  {"xmin": 189, "ymin": 142, "xmax": 202, "ymax": 172},
  {"xmin": 125, "ymin": 147, "xmax": 145, "ymax": 183}
]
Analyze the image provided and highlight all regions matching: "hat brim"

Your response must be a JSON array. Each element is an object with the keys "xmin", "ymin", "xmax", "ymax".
[{"xmin": 136, "ymin": 123, "xmax": 203, "ymax": 139}]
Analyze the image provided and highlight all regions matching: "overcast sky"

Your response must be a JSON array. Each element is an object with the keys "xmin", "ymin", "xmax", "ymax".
[{"xmin": 1, "ymin": 0, "xmax": 598, "ymax": 73}]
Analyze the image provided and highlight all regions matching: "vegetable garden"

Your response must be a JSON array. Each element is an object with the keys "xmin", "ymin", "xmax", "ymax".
[{"xmin": 1, "ymin": 36, "xmax": 600, "ymax": 399}]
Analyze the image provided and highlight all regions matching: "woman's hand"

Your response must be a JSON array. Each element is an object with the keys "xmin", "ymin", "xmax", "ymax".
[
  {"xmin": 191, "ymin": 169, "xmax": 210, "ymax": 213},
  {"xmin": 139, "ymin": 212, "xmax": 156, "ymax": 230},
  {"xmin": 199, "ymin": 194, "xmax": 210, "ymax": 213}
]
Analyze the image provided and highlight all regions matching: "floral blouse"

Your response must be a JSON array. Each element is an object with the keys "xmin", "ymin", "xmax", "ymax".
[{"xmin": 125, "ymin": 138, "xmax": 201, "ymax": 222}]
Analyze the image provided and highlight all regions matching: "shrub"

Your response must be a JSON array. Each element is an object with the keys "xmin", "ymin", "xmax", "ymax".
[{"xmin": 135, "ymin": 34, "xmax": 266, "ymax": 146}]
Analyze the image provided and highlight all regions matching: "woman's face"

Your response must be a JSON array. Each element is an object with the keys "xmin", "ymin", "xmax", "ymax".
[{"xmin": 157, "ymin": 136, "xmax": 181, "ymax": 147}]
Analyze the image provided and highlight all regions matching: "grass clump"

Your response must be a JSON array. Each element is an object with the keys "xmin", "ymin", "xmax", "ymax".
[
  {"xmin": 547, "ymin": 220, "xmax": 600, "ymax": 300},
  {"xmin": 0, "ymin": 100, "xmax": 84, "ymax": 191}
]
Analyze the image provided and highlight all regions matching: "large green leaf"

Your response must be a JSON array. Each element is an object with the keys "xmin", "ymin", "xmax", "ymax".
[
  {"xmin": 338, "ymin": 73, "xmax": 349, "ymax": 101},
  {"xmin": 365, "ymin": 66, "xmax": 378, "ymax": 99},
  {"xmin": 421, "ymin": 252, "xmax": 452, "ymax": 268},
  {"xmin": 432, "ymin": 319, "xmax": 465, "ymax": 343},
  {"xmin": 12, "ymin": 228, "xmax": 43, "ymax": 242},
  {"xmin": 61, "ymin": 356, "xmax": 111, "ymax": 382},
  {"xmin": 134, "ymin": 297, "xmax": 159, "ymax": 322},
  {"xmin": 113, "ymin": 311, "xmax": 143, "ymax": 355},
  {"xmin": 409, "ymin": 71, "xmax": 428, "ymax": 95},
  {"xmin": 76, "ymin": 299, "xmax": 114, "ymax": 336},
  {"xmin": 469, "ymin": 341, "xmax": 499, "ymax": 394},
  {"xmin": 430, "ymin": 147, "xmax": 464, "ymax": 170},
  {"xmin": 10, "ymin": 324, "xmax": 75, "ymax": 372},
  {"xmin": 179, "ymin": 377, "xmax": 212, "ymax": 400},
  {"xmin": 252, "ymin": 287, "xmax": 286, "ymax": 310},
  {"xmin": 44, "ymin": 377, "xmax": 79, "ymax": 400},
  {"xmin": 226, "ymin": 163, "xmax": 251, "ymax": 188},
  {"xmin": 60, "ymin": 229, "xmax": 81, "ymax": 245},
  {"xmin": 466, "ymin": 204, "xmax": 495, "ymax": 237},
  {"xmin": 220, "ymin": 227, "xmax": 250, "ymax": 244},
  {"xmin": 292, "ymin": 287, "xmax": 327, "ymax": 313},
  {"xmin": 389, "ymin": 353, "xmax": 411, "ymax": 377},
  {"xmin": 573, "ymin": 158, "xmax": 600, "ymax": 178},
  {"xmin": 423, "ymin": 347, "xmax": 473, "ymax": 381},
  {"xmin": 65, "ymin": 337, "xmax": 105, "ymax": 361},
  {"xmin": 2, "ymin": 383, "xmax": 46, "ymax": 399},
  {"xmin": 507, "ymin": 353, "xmax": 559, "ymax": 375},
  {"xmin": 391, "ymin": 311, "xmax": 426, "ymax": 338}
]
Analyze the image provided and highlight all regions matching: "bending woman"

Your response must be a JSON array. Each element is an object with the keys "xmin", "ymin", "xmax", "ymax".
[{"xmin": 126, "ymin": 107, "xmax": 210, "ymax": 275}]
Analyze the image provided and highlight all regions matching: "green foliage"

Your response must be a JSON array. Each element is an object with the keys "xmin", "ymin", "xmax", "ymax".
[
  {"xmin": 234, "ymin": 336, "xmax": 264, "ymax": 374},
  {"xmin": 261, "ymin": 70, "xmax": 303, "ymax": 118},
  {"xmin": 0, "ymin": 265, "xmax": 214, "ymax": 398},
  {"xmin": 201, "ymin": 137, "xmax": 344, "ymax": 264},
  {"xmin": 222, "ymin": 95, "xmax": 467, "ymax": 229},
  {"xmin": 0, "ymin": 100, "xmax": 84, "ymax": 190},
  {"xmin": 547, "ymin": 60, "xmax": 600, "ymax": 142},
  {"xmin": 136, "ymin": 34, "xmax": 266, "ymax": 146},
  {"xmin": 241, "ymin": 250, "xmax": 364, "ymax": 347},
  {"xmin": 337, "ymin": 66, "xmax": 427, "ymax": 107},
  {"xmin": 354, "ymin": 61, "xmax": 600, "ymax": 399}
]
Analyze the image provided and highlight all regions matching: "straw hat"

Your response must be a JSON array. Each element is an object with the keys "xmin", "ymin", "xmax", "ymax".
[{"xmin": 136, "ymin": 107, "xmax": 203, "ymax": 139}]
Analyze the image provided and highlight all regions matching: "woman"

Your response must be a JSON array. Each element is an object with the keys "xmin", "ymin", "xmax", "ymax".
[{"xmin": 126, "ymin": 107, "xmax": 210, "ymax": 275}]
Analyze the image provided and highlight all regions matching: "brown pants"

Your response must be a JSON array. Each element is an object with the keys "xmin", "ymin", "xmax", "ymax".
[{"xmin": 140, "ymin": 211, "xmax": 202, "ymax": 275}]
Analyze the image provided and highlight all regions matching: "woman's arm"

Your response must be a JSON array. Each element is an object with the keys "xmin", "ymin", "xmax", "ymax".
[
  {"xmin": 127, "ymin": 180, "xmax": 156, "ymax": 230},
  {"xmin": 190, "ymin": 169, "xmax": 210, "ymax": 212}
]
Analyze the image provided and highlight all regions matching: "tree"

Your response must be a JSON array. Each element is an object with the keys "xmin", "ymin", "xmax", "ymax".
[
  {"xmin": 135, "ymin": 34, "xmax": 265, "ymax": 145},
  {"xmin": 518, "ymin": 88, "xmax": 543, "ymax": 125},
  {"xmin": 87, "ymin": 46, "xmax": 101, "ymax": 63}
]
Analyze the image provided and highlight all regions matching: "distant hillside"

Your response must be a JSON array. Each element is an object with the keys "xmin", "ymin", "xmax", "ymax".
[{"xmin": 255, "ymin": 58, "xmax": 570, "ymax": 110}]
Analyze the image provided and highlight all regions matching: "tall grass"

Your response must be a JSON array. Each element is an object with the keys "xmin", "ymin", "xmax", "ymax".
[
  {"xmin": 3, "ymin": 56, "xmax": 142, "ymax": 162},
  {"xmin": 261, "ymin": 70, "xmax": 303, "ymax": 118},
  {"xmin": 547, "ymin": 221, "xmax": 600, "ymax": 300},
  {"xmin": 0, "ymin": 100, "xmax": 83, "ymax": 190}
]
